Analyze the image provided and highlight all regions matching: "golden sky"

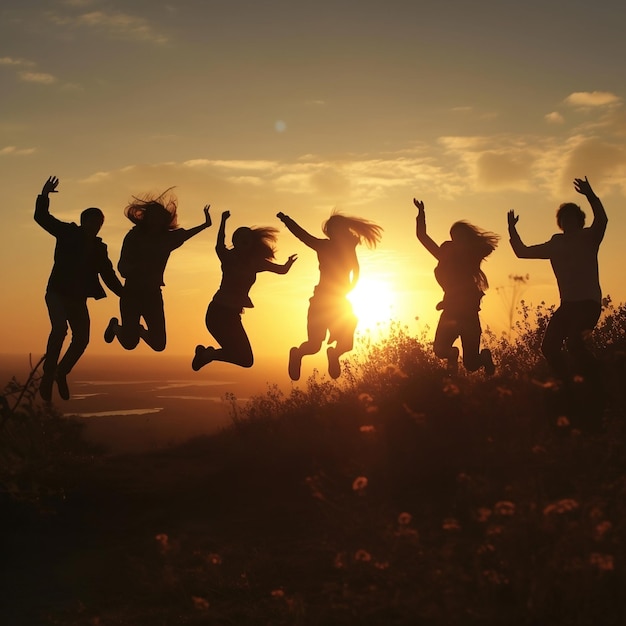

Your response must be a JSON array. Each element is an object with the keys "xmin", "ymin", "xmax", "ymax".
[{"xmin": 2, "ymin": 0, "xmax": 626, "ymax": 379}]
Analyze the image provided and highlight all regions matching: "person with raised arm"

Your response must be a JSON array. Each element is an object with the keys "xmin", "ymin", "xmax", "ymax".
[
  {"xmin": 507, "ymin": 176, "xmax": 607, "ymax": 384},
  {"xmin": 277, "ymin": 210, "xmax": 382, "ymax": 380},
  {"xmin": 104, "ymin": 189, "xmax": 211, "ymax": 352},
  {"xmin": 413, "ymin": 198, "xmax": 499, "ymax": 375},
  {"xmin": 34, "ymin": 176, "xmax": 124, "ymax": 401},
  {"xmin": 192, "ymin": 210, "xmax": 297, "ymax": 370}
]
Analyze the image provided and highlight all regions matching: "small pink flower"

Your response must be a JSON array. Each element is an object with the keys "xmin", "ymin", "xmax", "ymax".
[
  {"xmin": 352, "ymin": 476, "xmax": 368, "ymax": 493},
  {"xmin": 354, "ymin": 549, "xmax": 372, "ymax": 562}
]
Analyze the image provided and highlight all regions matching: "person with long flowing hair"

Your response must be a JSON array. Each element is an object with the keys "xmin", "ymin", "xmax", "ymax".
[
  {"xmin": 413, "ymin": 198, "xmax": 499, "ymax": 375},
  {"xmin": 277, "ymin": 210, "xmax": 383, "ymax": 380},
  {"xmin": 104, "ymin": 188, "xmax": 211, "ymax": 351},
  {"xmin": 192, "ymin": 210, "xmax": 297, "ymax": 370}
]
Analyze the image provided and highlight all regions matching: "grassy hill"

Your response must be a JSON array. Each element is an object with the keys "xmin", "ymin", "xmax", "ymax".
[{"xmin": 2, "ymin": 300, "xmax": 626, "ymax": 625}]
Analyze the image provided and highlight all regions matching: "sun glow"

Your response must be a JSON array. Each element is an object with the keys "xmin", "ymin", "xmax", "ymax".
[{"xmin": 347, "ymin": 277, "xmax": 397, "ymax": 331}]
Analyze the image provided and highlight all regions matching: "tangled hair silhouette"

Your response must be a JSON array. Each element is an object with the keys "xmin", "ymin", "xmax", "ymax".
[
  {"xmin": 233, "ymin": 226, "xmax": 279, "ymax": 260},
  {"xmin": 124, "ymin": 187, "xmax": 179, "ymax": 229},
  {"xmin": 322, "ymin": 211, "xmax": 383, "ymax": 249},
  {"xmin": 449, "ymin": 220, "xmax": 500, "ymax": 291}
]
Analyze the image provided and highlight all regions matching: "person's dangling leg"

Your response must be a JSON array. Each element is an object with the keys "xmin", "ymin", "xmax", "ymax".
[
  {"xmin": 327, "ymin": 298, "xmax": 357, "ymax": 379},
  {"xmin": 541, "ymin": 306, "xmax": 569, "ymax": 382},
  {"xmin": 139, "ymin": 288, "xmax": 167, "ymax": 352},
  {"xmin": 113, "ymin": 289, "xmax": 142, "ymax": 350},
  {"xmin": 289, "ymin": 296, "xmax": 327, "ymax": 380},
  {"xmin": 201, "ymin": 302, "xmax": 253, "ymax": 368},
  {"xmin": 56, "ymin": 298, "xmax": 90, "ymax": 399},
  {"xmin": 41, "ymin": 291, "xmax": 69, "ymax": 400},
  {"xmin": 459, "ymin": 313, "xmax": 493, "ymax": 374},
  {"xmin": 433, "ymin": 310, "xmax": 460, "ymax": 374}
]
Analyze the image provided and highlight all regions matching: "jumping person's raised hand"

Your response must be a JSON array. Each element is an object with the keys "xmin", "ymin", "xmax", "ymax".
[
  {"xmin": 573, "ymin": 176, "xmax": 594, "ymax": 197},
  {"xmin": 42, "ymin": 176, "xmax": 59, "ymax": 196}
]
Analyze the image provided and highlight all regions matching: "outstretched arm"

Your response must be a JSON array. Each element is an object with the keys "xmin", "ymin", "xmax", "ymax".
[
  {"xmin": 413, "ymin": 199, "xmax": 440, "ymax": 259},
  {"xmin": 507, "ymin": 210, "xmax": 551, "ymax": 259},
  {"xmin": 215, "ymin": 210, "xmax": 230, "ymax": 259},
  {"xmin": 260, "ymin": 254, "xmax": 298, "ymax": 274},
  {"xmin": 574, "ymin": 176, "xmax": 607, "ymax": 239},
  {"xmin": 179, "ymin": 204, "xmax": 212, "ymax": 243},
  {"xmin": 277, "ymin": 212, "xmax": 323, "ymax": 250},
  {"xmin": 34, "ymin": 176, "xmax": 64, "ymax": 235}
]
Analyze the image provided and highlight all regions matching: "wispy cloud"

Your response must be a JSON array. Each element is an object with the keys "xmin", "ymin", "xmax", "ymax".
[
  {"xmin": 0, "ymin": 146, "xmax": 36, "ymax": 156},
  {"xmin": 0, "ymin": 56, "xmax": 35, "ymax": 67},
  {"xmin": 544, "ymin": 111, "xmax": 565, "ymax": 125},
  {"xmin": 19, "ymin": 71, "xmax": 57, "ymax": 85},
  {"xmin": 50, "ymin": 9, "xmax": 169, "ymax": 44},
  {"xmin": 564, "ymin": 91, "xmax": 622, "ymax": 109}
]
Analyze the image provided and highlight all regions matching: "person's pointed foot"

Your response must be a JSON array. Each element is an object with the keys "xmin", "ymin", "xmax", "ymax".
[
  {"xmin": 481, "ymin": 348, "xmax": 495, "ymax": 376},
  {"xmin": 192, "ymin": 345, "xmax": 215, "ymax": 371},
  {"xmin": 288, "ymin": 347, "xmax": 302, "ymax": 381},
  {"xmin": 104, "ymin": 317, "xmax": 118, "ymax": 343},
  {"xmin": 56, "ymin": 372, "xmax": 70, "ymax": 400},
  {"xmin": 327, "ymin": 346, "xmax": 341, "ymax": 379},
  {"xmin": 39, "ymin": 372, "xmax": 54, "ymax": 402}
]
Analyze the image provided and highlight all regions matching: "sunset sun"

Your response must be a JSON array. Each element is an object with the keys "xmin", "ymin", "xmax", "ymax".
[{"xmin": 347, "ymin": 276, "xmax": 397, "ymax": 331}]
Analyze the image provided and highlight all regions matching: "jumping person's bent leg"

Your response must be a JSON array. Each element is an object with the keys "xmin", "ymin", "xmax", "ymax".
[
  {"xmin": 56, "ymin": 298, "xmax": 90, "ymax": 399},
  {"xmin": 206, "ymin": 302, "xmax": 253, "ymax": 367},
  {"xmin": 116, "ymin": 290, "xmax": 142, "ymax": 350},
  {"xmin": 433, "ymin": 310, "xmax": 460, "ymax": 372},
  {"xmin": 41, "ymin": 291, "xmax": 69, "ymax": 400},
  {"xmin": 139, "ymin": 288, "xmax": 167, "ymax": 352}
]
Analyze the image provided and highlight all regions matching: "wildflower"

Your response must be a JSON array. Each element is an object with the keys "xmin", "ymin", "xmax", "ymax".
[
  {"xmin": 589, "ymin": 552, "xmax": 614, "ymax": 571},
  {"xmin": 271, "ymin": 589, "xmax": 285, "ymax": 598},
  {"xmin": 191, "ymin": 596, "xmax": 210, "ymax": 611},
  {"xmin": 594, "ymin": 521, "xmax": 612, "ymax": 541},
  {"xmin": 496, "ymin": 386, "xmax": 513, "ymax": 397},
  {"xmin": 482, "ymin": 569, "xmax": 509, "ymax": 585},
  {"xmin": 352, "ymin": 476, "xmax": 368, "ymax": 494},
  {"xmin": 355, "ymin": 549, "xmax": 372, "ymax": 562},
  {"xmin": 398, "ymin": 512, "xmax": 412, "ymax": 526},
  {"xmin": 475, "ymin": 507, "xmax": 492, "ymax": 523},
  {"xmin": 442, "ymin": 517, "xmax": 461, "ymax": 531},
  {"xmin": 494, "ymin": 501, "xmax": 516, "ymax": 516},
  {"xmin": 443, "ymin": 380, "xmax": 460, "ymax": 396},
  {"xmin": 486, "ymin": 524, "xmax": 504, "ymax": 536},
  {"xmin": 359, "ymin": 424, "xmax": 376, "ymax": 434},
  {"xmin": 543, "ymin": 498, "xmax": 579, "ymax": 515},
  {"xmin": 206, "ymin": 552, "xmax": 222, "ymax": 565},
  {"xmin": 477, "ymin": 543, "xmax": 495, "ymax": 555},
  {"xmin": 556, "ymin": 415, "xmax": 570, "ymax": 428},
  {"xmin": 155, "ymin": 533, "xmax": 171, "ymax": 554},
  {"xmin": 402, "ymin": 403, "xmax": 426, "ymax": 423},
  {"xmin": 573, "ymin": 374, "xmax": 585, "ymax": 384},
  {"xmin": 333, "ymin": 552, "xmax": 347, "ymax": 569}
]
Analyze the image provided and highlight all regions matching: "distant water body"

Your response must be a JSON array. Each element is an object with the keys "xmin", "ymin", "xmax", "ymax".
[{"xmin": 0, "ymin": 352, "xmax": 285, "ymax": 454}]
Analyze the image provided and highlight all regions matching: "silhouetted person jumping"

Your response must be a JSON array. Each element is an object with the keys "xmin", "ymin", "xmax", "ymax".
[
  {"xmin": 104, "ymin": 189, "xmax": 211, "ymax": 351},
  {"xmin": 192, "ymin": 211, "xmax": 297, "ymax": 370},
  {"xmin": 35, "ymin": 176, "xmax": 124, "ymax": 401},
  {"xmin": 278, "ymin": 210, "xmax": 383, "ymax": 380},
  {"xmin": 508, "ymin": 176, "xmax": 607, "ymax": 384},
  {"xmin": 414, "ymin": 199, "xmax": 499, "ymax": 375}
]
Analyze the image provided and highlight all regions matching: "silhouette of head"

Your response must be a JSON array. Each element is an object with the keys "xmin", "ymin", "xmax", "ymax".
[
  {"xmin": 556, "ymin": 202, "xmax": 585, "ymax": 232},
  {"xmin": 80, "ymin": 207, "xmax": 104, "ymax": 237},
  {"xmin": 233, "ymin": 226, "xmax": 278, "ymax": 260},
  {"xmin": 322, "ymin": 212, "xmax": 383, "ymax": 249},
  {"xmin": 125, "ymin": 188, "xmax": 179, "ymax": 231}
]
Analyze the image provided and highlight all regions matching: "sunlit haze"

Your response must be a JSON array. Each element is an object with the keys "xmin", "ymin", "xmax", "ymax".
[{"xmin": 2, "ymin": 0, "xmax": 626, "ymax": 381}]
